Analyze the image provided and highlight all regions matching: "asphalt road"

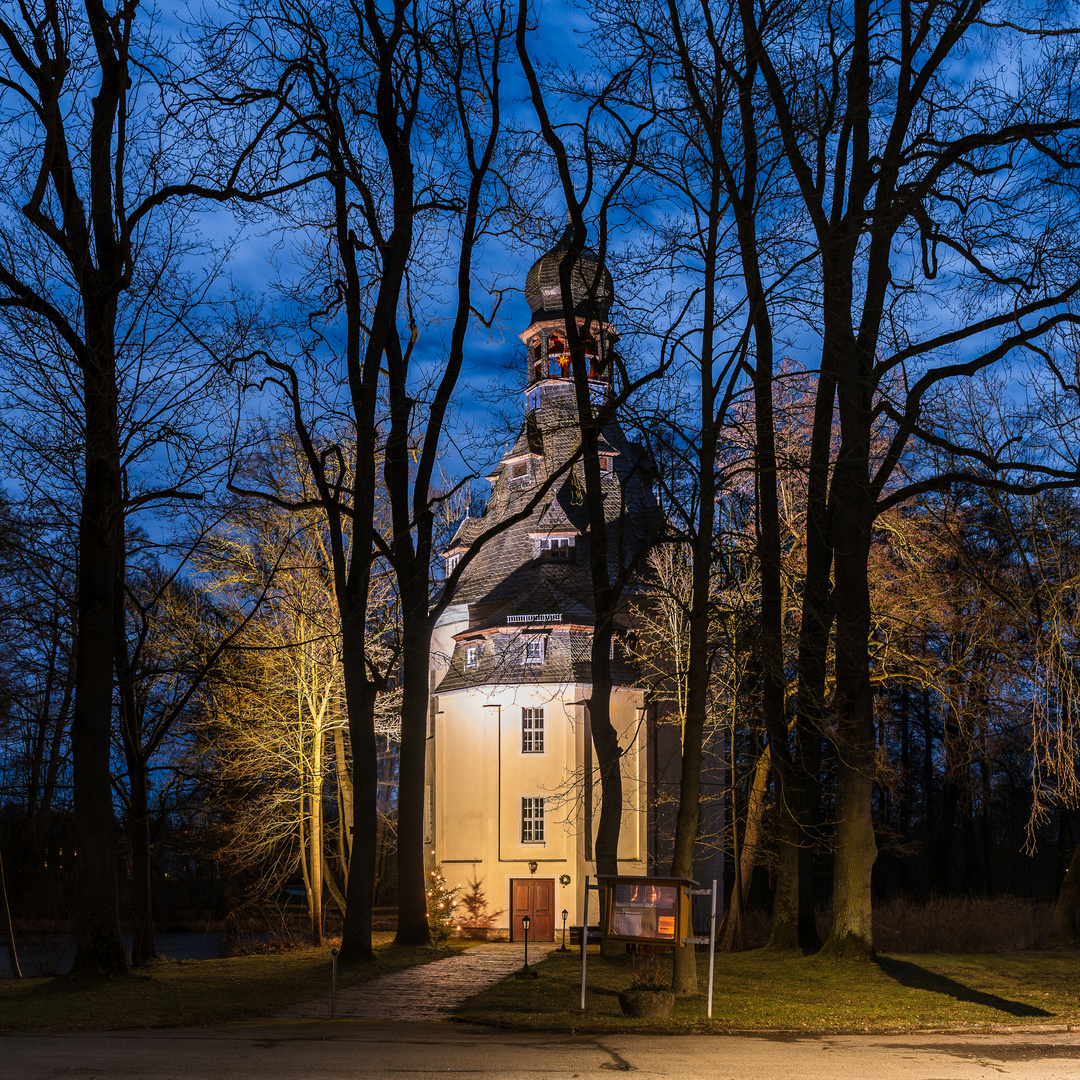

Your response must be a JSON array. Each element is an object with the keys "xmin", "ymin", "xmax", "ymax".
[{"xmin": 4, "ymin": 1022, "xmax": 1080, "ymax": 1079}]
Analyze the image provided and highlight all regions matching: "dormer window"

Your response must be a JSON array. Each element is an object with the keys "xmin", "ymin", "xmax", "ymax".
[
  {"xmin": 446, "ymin": 551, "xmax": 463, "ymax": 573},
  {"xmin": 465, "ymin": 642, "xmax": 480, "ymax": 670},
  {"xmin": 507, "ymin": 454, "xmax": 540, "ymax": 484},
  {"xmin": 599, "ymin": 455, "xmax": 615, "ymax": 476},
  {"xmin": 536, "ymin": 535, "xmax": 575, "ymax": 561},
  {"xmin": 523, "ymin": 635, "xmax": 547, "ymax": 664}
]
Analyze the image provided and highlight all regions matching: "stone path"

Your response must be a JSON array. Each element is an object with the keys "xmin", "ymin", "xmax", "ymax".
[{"xmin": 274, "ymin": 941, "xmax": 556, "ymax": 1022}]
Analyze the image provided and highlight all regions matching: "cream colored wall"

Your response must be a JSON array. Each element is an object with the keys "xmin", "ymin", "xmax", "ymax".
[{"xmin": 432, "ymin": 680, "xmax": 648, "ymax": 933}]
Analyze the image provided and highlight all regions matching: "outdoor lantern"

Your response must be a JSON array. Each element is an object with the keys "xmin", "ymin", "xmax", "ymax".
[{"xmin": 559, "ymin": 908, "xmax": 569, "ymax": 952}]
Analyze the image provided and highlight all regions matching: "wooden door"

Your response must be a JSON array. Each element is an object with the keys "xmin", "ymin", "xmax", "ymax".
[{"xmin": 510, "ymin": 878, "xmax": 555, "ymax": 941}]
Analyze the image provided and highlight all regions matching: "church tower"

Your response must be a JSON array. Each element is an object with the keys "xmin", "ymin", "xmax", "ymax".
[{"xmin": 427, "ymin": 225, "xmax": 660, "ymax": 940}]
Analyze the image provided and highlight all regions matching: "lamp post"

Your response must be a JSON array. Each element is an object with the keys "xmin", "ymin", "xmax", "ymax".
[
  {"xmin": 514, "ymin": 911, "xmax": 531, "ymax": 980},
  {"xmin": 559, "ymin": 908, "xmax": 569, "ymax": 952}
]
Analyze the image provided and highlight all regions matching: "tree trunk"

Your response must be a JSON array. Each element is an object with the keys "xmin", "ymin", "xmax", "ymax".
[
  {"xmin": 394, "ymin": 605, "xmax": 434, "ymax": 946},
  {"xmin": 310, "ymin": 726, "xmax": 324, "ymax": 946},
  {"xmin": 71, "ymin": 340, "xmax": 126, "ymax": 975},
  {"xmin": 718, "ymin": 745, "xmax": 771, "ymax": 951},
  {"xmin": 126, "ymin": 757, "xmax": 157, "ymax": 965},
  {"xmin": 819, "ymin": 458, "xmax": 877, "ymax": 958},
  {"xmin": 1053, "ymin": 841, "xmax": 1080, "ymax": 942},
  {"xmin": 335, "ymin": 725, "xmax": 353, "ymax": 871},
  {"xmin": 788, "ymin": 361, "xmax": 837, "ymax": 952},
  {"xmin": 338, "ymin": 606, "xmax": 378, "ymax": 963},
  {"xmin": 117, "ymin": 526, "xmax": 156, "ymax": 967},
  {"xmin": 0, "ymin": 848, "xmax": 21, "ymax": 978}
]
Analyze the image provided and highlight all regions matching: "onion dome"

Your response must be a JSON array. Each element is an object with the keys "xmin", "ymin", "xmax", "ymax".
[{"xmin": 524, "ymin": 221, "xmax": 614, "ymax": 323}]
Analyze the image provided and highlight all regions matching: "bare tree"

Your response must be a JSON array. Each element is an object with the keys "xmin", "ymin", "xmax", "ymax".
[
  {"xmin": 0, "ymin": 0, "xmax": 273, "ymax": 972},
  {"xmin": 515, "ymin": 5, "xmax": 676, "ymax": 960},
  {"xmin": 737, "ymin": 0, "xmax": 1080, "ymax": 955}
]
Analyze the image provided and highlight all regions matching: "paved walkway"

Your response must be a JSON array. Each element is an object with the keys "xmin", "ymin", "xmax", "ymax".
[{"xmin": 274, "ymin": 941, "xmax": 556, "ymax": 1022}]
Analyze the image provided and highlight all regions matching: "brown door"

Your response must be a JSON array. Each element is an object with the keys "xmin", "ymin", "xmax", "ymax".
[{"xmin": 510, "ymin": 878, "xmax": 555, "ymax": 941}]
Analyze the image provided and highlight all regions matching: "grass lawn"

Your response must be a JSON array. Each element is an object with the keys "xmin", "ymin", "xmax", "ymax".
[
  {"xmin": 0, "ymin": 934, "xmax": 464, "ymax": 1033},
  {"xmin": 456, "ymin": 947, "xmax": 1080, "ymax": 1035}
]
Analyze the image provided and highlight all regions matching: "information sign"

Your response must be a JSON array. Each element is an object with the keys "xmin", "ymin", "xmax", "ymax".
[{"xmin": 598, "ymin": 876, "xmax": 692, "ymax": 946}]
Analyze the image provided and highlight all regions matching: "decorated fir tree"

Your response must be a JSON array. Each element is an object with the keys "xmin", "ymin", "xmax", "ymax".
[{"xmin": 426, "ymin": 862, "xmax": 461, "ymax": 944}]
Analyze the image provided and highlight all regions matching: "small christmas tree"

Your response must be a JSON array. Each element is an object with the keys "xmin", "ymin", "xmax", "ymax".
[{"xmin": 426, "ymin": 862, "xmax": 461, "ymax": 944}]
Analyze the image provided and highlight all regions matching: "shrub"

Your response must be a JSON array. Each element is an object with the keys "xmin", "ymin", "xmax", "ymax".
[
  {"xmin": 628, "ymin": 952, "xmax": 672, "ymax": 991},
  {"xmin": 870, "ymin": 896, "xmax": 1055, "ymax": 953}
]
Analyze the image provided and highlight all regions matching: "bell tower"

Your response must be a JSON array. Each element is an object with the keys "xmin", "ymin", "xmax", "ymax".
[
  {"xmin": 426, "ymin": 223, "xmax": 659, "ymax": 942},
  {"xmin": 520, "ymin": 222, "xmax": 616, "ymax": 413}
]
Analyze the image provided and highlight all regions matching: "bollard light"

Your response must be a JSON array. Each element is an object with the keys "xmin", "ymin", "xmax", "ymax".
[
  {"xmin": 331, "ymin": 947, "xmax": 340, "ymax": 1019},
  {"xmin": 559, "ymin": 908, "xmax": 570, "ymax": 952}
]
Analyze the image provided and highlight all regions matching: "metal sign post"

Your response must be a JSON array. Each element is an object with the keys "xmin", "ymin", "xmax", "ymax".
[
  {"xmin": 683, "ymin": 879, "xmax": 718, "ymax": 1019},
  {"xmin": 579, "ymin": 875, "xmax": 602, "ymax": 1010}
]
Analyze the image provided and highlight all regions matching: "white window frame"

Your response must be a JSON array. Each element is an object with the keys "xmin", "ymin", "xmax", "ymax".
[
  {"xmin": 599, "ymin": 454, "xmax": 615, "ymax": 475},
  {"xmin": 521, "ymin": 707, "xmax": 545, "ymax": 753},
  {"xmin": 446, "ymin": 551, "xmax": 462, "ymax": 572},
  {"xmin": 464, "ymin": 642, "xmax": 480, "ymax": 670},
  {"xmin": 523, "ymin": 635, "xmax": 547, "ymax": 664},
  {"xmin": 536, "ymin": 535, "xmax": 575, "ymax": 559},
  {"xmin": 521, "ymin": 796, "xmax": 545, "ymax": 843}
]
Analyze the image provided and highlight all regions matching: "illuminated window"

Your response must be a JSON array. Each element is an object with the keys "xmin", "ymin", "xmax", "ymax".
[
  {"xmin": 521, "ymin": 797, "xmax": 545, "ymax": 843},
  {"xmin": 599, "ymin": 456, "xmax": 614, "ymax": 476},
  {"xmin": 522, "ymin": 707, "xmax": 544, "ymax": 753}
]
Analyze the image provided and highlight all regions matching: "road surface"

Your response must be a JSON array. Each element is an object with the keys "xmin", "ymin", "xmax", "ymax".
[{"xmin": 4, "ymin": 1021, "xmax": 1079, "ymax": 1079}]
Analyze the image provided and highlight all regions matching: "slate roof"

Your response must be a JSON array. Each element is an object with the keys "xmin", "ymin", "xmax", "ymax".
[
  {"xmin": 523, "ymin": 222, "xmax": 614, "ymax": 323},
  {"xmin": 436, "ymin": 374, "xmax": 661, "ymax": 694}
]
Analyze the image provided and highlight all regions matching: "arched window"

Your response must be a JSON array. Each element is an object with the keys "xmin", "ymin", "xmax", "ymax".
[
  {"xmin": 547, "ymin": 333, "xmax": 568, "ymax": 378},
  {"xmin": 586, "ymin": 335, "xmax": 604, "ymax": 380}
]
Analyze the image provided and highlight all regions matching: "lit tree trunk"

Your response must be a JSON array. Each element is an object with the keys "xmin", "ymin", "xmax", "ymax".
[
  {"xmin": 820, "ymin": 447, "xmax": 877, "ymax": 957},
  {"xmin": 310, "ymin": 716, "xmax": 324, "ymax": 946},
  {"xmin": 719, "ymin": 744, "xmax": 770, "ymax": 951}
]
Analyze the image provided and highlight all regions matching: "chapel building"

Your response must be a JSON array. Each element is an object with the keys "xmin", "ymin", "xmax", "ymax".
[{"xmin": 426, "ymin": 226, "xmax": 666, "ymax": 941}]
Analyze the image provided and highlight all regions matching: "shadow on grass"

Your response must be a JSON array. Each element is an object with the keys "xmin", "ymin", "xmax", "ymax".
[{"xmin": 874, "ymin": 956, "xmax": 1052, "ymax": 1017}]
